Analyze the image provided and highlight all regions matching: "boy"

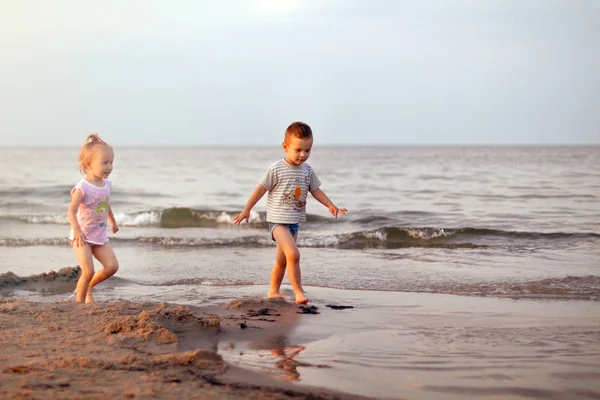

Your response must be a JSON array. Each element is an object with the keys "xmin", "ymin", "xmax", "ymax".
[{"xmin": 233, "ymin": 122, "xmax": 347, "ymax": 304}]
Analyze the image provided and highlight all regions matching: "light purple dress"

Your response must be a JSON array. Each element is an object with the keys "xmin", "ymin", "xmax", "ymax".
[{"xmin": 69, "ymin": 179, "xmax": 112, "ymax": 245}]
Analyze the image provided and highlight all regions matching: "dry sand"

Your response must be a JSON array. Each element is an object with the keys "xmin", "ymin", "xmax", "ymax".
[{"xmin": 0, "ymin": 294, "xmax": 370, "ymax": 399}]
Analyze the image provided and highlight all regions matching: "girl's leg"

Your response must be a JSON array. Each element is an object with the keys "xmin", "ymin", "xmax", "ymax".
[
  {"xmin": 87, "ymin": 242, "xmax": 119, "ymax": 304},
  {"xmin": 272, "ymin": 226, "xmax": 307, "ymax": 304},
  {"xmin": 268, "ymin": 242, "xmax": 287, "ymax": 299},
  {"xmin": 72, "ymin": 243, "xmax": 95, "ymax": 303}
]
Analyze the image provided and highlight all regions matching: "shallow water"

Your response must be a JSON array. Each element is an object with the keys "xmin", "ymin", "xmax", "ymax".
[
  {"xmin": 220, "ymin": 289, "xmax": 600, "ymax": 400},
  {"xmin": 1, "ymin": 146, "xmax": 599, "ymax": 299}
]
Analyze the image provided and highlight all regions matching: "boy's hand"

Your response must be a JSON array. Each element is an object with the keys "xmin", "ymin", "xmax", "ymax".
[
  {"xmin": 233, "ymin": 209, "xmax": 250, "ymax": 225},
  {"xmin": 328, "ymin": 205, "xmax": 348, "ymax": 219},
  {"xmin": 72, "ymin": 230, "xmax": 87, "ymax": 248},
  {"xmin": 111, "ymin": 222, "xmax": 119, "ymax": 234}
]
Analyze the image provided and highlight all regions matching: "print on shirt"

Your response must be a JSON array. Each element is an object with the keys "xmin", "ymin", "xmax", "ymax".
[
  {"xmin": 96, "ymin": 198, "xmax": 110, "ymax": 228},
  {"xmin": 282, "ymin": 178, "xmax": 307, "ymax": 211}
]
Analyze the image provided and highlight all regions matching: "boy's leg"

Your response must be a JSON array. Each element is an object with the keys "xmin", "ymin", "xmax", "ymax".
[
  {"xmin": 268, "ymin": 243, "xmax": 287, "ymax": 299},
  {"xmin": 72, "ymin": 243, "xmax": 95, "ymax": 303},
  {"xmin": 87, "ymin": 242, "xmax": 119, "ymax": 304},
  {"xmin": 272, "ymin": 226, "xmax": 307, "ymax": 304}
]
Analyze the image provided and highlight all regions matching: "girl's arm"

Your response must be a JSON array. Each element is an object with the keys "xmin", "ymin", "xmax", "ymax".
[
  {"xmin": 233, "ymin": 184, "xmax": 268, "ymax": 224},
  {"xmin": 68, "ymin": 189, "xmax": 86, "ymax": 247},
  {"xmin": 311, "ymin": 188, "xmax": 348, "ymax": 219},
  {"xmin": 108, "ymin": 205, "xmax": 119, "ymax": 233}
]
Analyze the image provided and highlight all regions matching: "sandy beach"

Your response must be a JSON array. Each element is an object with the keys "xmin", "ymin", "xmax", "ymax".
[{"xmin": 0, "ymin": 286, "xmax": 370, "ymax": 399}]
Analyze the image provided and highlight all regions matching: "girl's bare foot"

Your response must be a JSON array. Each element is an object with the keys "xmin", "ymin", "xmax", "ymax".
[{"xmin": 85, "ymin": 292, "xmax": 97, "ymax": 305}]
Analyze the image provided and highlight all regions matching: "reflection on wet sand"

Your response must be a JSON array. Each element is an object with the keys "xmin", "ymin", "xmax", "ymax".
[
  {"xmin": 247, "ymin": 333, "xmax": 336, "ymax": 382},
  {"xmin": 221, "ymin": 297, "xmax": 334, "ymax": 383},
  {"xmin": 272, "ymin": 345, "xmax": 306, "ymax": 381},
  {"xmin": 245, "ymin": 304, "xmax": 305, "ymax": 382}
]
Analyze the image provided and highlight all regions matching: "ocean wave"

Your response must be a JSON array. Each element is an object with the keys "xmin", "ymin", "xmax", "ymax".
[
  {"xmin": 444, "ymin": 227, "xmax": 600, "ymax": 240},
  {"xmin": 3, "ymin": 267, "xmax": 597, "ymax": 301},
  {"xmin": 0, "ymin": 207, "xmax": 335, "ymax": 228},
  {"xmin": 349, "ymin": 275, "xmax": 600, "ymax": 301},
  {"xmin": 157, "ymin": 208, "xmax": 266, "ymax": 228},
  {"xmin": 4, "ymin": 207, "xmax": 599, "ymax": 243},
  {"xmin": 299, "ymin": 227, "xmax": 599, "ymax": 250},
  {"xmin": 1, "ymin": 211, "xmax": 160, "ymax": 227},
  {"xmin": 114, "ymin": 211, "xmax": 161, "ymax": 226},
  {"xmin": 447, "ymin": 275, "xmax": 600, "ymax": 300},
  {"xmin": 0, "ymin": 235, "xmax": 274, "ymax": 248},
  {"xmin": 0, "ymin": 232, "xmax": 475, "ymax": 249},
  {"xmin": 115, "ymin": 275, "xmax": 600, "ymax": 300},
  {"xmin": 0, "ymin": 208, "xmax": 267, "ymax": 228},
  {"xmin": 2, "ymin": 214, "xmax": 70, "ymax": 224},
  {"xmin": 0, "ymin": 185, "xmax": 72, "ymax": 199},
  {"xmin": 2, "ymin": 225, "xmax": 598, "ymax": 249},
  {"xmin": 136, "ymin": 278, "xmax": 259, "ymax": 287},
  {"xmin": 137, "ymin": 236, "xmax": 273, "ymax": 247},
  {"xmin": 0, "ymin": 238, "xmax": 71, "ymax": 247}
]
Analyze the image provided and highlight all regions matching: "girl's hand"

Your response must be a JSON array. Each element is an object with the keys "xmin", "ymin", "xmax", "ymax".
[
  {"xmin": 328, "ymin": 205, "xmax": 348, "ymax": 219},
  {"xmin": 72, "ymin": 230, "xmax": 87, "ymax": 248},
  {"xmin": 233, "ymin": 209, "xmax": 250, "ymax": 225},
  {"xmin": 111, "ymin": 223, "xmax": 119, "ymax": 234}
]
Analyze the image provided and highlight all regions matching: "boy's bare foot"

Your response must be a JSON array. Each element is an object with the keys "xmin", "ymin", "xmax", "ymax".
[
  {"xmin": 268, "ymin": 291, "xmax": 286, "ymax": 300},
  {"xmin": 294, "ymin": 291, "xmax": 308, "ymax": 304}
]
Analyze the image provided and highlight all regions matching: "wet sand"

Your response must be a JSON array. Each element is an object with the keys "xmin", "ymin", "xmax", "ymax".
[{"xmin": 0, "ymin": 294, "xmax": 369, "ymax": 400}]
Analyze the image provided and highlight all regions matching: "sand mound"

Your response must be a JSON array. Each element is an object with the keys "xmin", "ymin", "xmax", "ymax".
[
  {"xmin": 0, "ymin": 266, "xmax": 80, "ymax": 290},
  {"xmin": 226, "ymin": 297, "xmax": 296, "ymax": 312},
  {"xmin": 104, "ymin": 302, "xmax": 220, "ymax": 345},
  {"xmin": 0, "ymin": 272, "xmax": 22, "ymax": 289},
  {"xmin": 15, "ymin": 349, "xmax": 227, "ymax": 376}
]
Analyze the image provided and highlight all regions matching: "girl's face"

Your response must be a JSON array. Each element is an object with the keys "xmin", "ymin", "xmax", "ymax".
[
  {"xmin": 282, "ymin": 137, "xmax": 313, "ymax": 166},
  {"xmin": 87, "ymin": 146, "xmax": 114, "ymax": 180}
]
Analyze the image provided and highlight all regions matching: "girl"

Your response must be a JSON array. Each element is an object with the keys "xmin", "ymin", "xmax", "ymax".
[{"xmin": 68, "ymin": 134, "xmax": 119, "ymax": 304}]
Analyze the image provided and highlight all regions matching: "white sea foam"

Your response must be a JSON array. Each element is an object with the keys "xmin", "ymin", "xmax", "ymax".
[
  {"xmin": 364, "ymin": 230, "xmax": 387, "ymax": 241},
  {"xmin": 217, "ymin": 210, "xmax": 263, "ymax": 224},
  {"xmin": 115, "ymin": 211, "xmax": 160, "ymax": 226},
  {"xmin": 300, "ymin": 235, "xmax": 342, "ymax": 247},
  {"xmin": 20, "ymin": 214, "xmax": 69, "ymax": 224},
  {"xmin": 407, "ymin": 228, "xmax": 452, "ymax": 240},
  {"xmin": 14, "ymin": 212, "xmax": 161, "ymax": 227}
]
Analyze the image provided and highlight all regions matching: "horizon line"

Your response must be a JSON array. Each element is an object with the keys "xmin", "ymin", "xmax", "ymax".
[{"xmin": 1, "ymin": 143, "xmax": 599, "ymax": 149}]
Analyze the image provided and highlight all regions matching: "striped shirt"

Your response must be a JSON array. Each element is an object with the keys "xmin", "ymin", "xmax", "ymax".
[{"xmin": 259, "ymin": 159, "xmax": 321, "ymax": 224}]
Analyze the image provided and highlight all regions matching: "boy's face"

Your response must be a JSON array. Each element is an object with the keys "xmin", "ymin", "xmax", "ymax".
[{"xmin": 282, "ymin": 136, "xmax": 313, "ymax": 166}]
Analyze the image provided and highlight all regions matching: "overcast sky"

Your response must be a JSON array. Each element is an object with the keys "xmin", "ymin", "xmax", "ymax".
[{"xmin": 1, "ymin": 0, "xmax": 599, "ymax": 146}]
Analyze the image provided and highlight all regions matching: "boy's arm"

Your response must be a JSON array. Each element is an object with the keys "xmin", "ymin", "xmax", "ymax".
[
  {"xmin": 68, "ymin": 189, "xmax": 86, "ymax": 247},
  {"xmin": 233, "ymin": 184, "xmax": 268, "ymax": 225},
  {"xmin": 108, "ymin": 205, "xmax": 119, "ymax": 233},
  {"xmin": 311, "ymin": 188, "xmax": 348, "ymax": 219}
]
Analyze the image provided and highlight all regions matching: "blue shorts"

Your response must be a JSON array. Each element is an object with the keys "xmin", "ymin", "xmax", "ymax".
[{"xmin": 269, "ymin": 223, "xmax": 300, "ymax": 241}]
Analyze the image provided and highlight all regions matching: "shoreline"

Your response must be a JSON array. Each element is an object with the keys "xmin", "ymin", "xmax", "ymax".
[{"xmin": 0, "ymin": 296, "xmax": 370, "ymax": 400}]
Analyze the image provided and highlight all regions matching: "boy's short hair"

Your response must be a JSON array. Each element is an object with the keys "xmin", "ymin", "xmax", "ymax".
[{"xmin": 285, "ymin": 122, "xmax": 312, "ymax": 143}]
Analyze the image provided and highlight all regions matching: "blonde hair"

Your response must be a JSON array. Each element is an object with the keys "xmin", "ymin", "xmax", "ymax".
[{"xmin": 78, "ymin": 133, "xmax": 112, "ymax": 174}]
